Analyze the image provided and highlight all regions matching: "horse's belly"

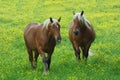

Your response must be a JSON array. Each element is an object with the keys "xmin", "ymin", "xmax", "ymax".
[{"xmin": 27, "ymin": 41, "xmax": 36, "ymax": 50}]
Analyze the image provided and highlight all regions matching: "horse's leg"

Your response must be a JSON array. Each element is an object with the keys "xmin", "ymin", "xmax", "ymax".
[
  {"xmin": 47, "ymin": 53, "xmax": 52, "ymax": 70},
  {"xmin": 82, "ymin": 47, "xmax": 89, "ymax": 62},
  {"xmin": 34, "ymin": 50, "xmax": 39, "ymax": 68},
  {"xmin": 26, "ymin": 48, "xmax": 34, "ymax": 70},
  {"xmin": 81, "ymin": 47, "xmax": 85, "ymax": 59},
  {"xmin": 37, "ymin": 47, "xmax": 48, "ymax": 74},
  {"xmin": 42, "ymin": 54, "xmax": 48, "ymax": 74},
  {"xmin": 72, "ymin": 42, "xmax": 80, "ymax": 61},
  {"xmin": 82, "ymin": 43, "xmax": 91, "ymax": 61}
]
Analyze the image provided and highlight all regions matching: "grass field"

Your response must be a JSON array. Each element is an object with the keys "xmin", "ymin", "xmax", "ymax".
[{"xmin": 0, "ymin": 0, "xmax": 120, "ymax": 80}]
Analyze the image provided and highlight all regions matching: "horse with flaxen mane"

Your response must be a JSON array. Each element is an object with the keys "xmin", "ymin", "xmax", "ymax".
[
  {"xmin": 69, "ymin": 11, "xmax": 95, "ymax": 62},
  {"xmin": 24, "ymin": 17, "xmax": 61, "ymax": 74}
]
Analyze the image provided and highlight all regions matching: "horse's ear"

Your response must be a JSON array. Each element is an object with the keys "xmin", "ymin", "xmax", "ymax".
[
  {"xmin": 58, "ymin": 17, "xmax": 61, "ymax": 22},
  {"xmin": 81, "ymin": 11, "xmax": 84, "ymax": 16},
  {"xmin": 73, "ymin": 11, "xmax": 75, "ymax": 15},
  {"xmin": 50, "ymin": 17, "xmax": 53, "ymax": 23}
]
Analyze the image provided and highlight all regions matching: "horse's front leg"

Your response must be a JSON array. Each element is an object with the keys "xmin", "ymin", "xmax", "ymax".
[
  {"xmin": 38, "ymin": 47, "xmax": 48, "ymax": 75},
  {"xmin": 42, "ymin": 55, "xmax": 49, "ymax": 74},
  {"xmin": 72, "ymin": 42, "xmax": 80, "ymax": 61},
  {"xmin": 82, "ymin": 43, "xmax": 91, "ymax": 61},
  {"xmin": 47, "ymin": 53, "xmax": 52, "ymax": 70}
]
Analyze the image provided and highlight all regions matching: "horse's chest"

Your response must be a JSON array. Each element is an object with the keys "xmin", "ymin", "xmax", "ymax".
[
  {"xmin": 79, "ymin": 37, "xmax": 89, "ymax": 46},
  {"xmin": 45, "ymin": 40, "xmax": 56, "ymax": 53},
  {"xmin": 48, "ymin": 41, "xmax": 55, "ymax": 48}
]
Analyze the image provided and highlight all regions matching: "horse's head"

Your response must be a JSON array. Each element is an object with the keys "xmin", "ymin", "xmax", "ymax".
[
  {"xmin": 48, "ymin": 17, "xmax": 61, "ymax": 43},
  {"xmin": 73, "ymin": 11, "xmax": 85, "ymax": 36}
]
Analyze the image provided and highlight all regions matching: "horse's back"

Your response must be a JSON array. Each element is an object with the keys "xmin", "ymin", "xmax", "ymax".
[
  {"xmin": 24, "ymin": 23, "xmax": 41, "ymax": 34},
  {"xmin": 24, "ymin": 23, "xmax": 42, "ymax": 49}
]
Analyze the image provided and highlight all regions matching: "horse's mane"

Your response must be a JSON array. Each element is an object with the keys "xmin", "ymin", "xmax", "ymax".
[
  {"xmin": 74, "ymin": 12, "xmax": 86, "ymax": 23},
  {"xmin": 74, "ymin": 12, "xmax": 91, "ymax": 30},
  {"xmin": 42, "ymin": 19, "xmax": 58, "ymax": 30}
]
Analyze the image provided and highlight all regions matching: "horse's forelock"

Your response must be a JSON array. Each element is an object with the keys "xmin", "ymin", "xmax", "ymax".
[
  {"xmin": 74, "ymin": 13, "xmax": 85, "ymax": 23},
  {"xmin": 73, "ymin": 13, "xmax": 91, "ymax": 30},
  {"xmin": 43, "ymin": 19, "xmax": 59, "ymax": 30}
]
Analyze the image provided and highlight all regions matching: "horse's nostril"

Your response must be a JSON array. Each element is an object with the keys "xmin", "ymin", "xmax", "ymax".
[{"xmin": 57, "ymin": 37, "xmax": 61, "ymax": 42}]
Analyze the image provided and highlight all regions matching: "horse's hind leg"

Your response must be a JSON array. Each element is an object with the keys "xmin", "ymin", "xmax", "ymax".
[
  {"xmin": 26, "ymin": 48, "xmax": 34, "ymax": 70},
  {"xmin": 34, "ymin": 50, "xmax": 39, "ymax": 68}
]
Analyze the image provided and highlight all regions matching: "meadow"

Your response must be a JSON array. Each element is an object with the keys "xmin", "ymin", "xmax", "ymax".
[{"xmin": 0, "ymin": 0, "xmax": 120, "ymax": 80}]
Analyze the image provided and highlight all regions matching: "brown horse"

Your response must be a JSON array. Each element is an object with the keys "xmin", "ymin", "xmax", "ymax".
[
  {"xmin": 69, "ymin": 11, "xmax": 95, "ymax": 61},
  {"xmin": 24, "ymin": 17, "xmax": 61, "ymax": 74}
]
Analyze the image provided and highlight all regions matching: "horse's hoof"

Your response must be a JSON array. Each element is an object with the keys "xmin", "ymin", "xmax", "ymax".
[
  {"xmin": 43, "ymin": 71, "xmax": 49, "ymax": 75},
  {"xmin": 31, "ymin": 66, "xmax": 36, "ymax": 70},
  {"xmin": 76, "ymin": 58, "xmax": 81, "ymax": 63}
]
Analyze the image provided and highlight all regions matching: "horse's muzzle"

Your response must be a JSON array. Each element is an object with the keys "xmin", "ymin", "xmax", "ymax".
[{"xmin": 56, "ymin": 37, "xmax": 61, "ymax": 43}]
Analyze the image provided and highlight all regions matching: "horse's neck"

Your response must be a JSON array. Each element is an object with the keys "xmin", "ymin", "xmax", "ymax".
[
  {"xmin": 42, "ymin": 28, "xmax": 54, "ymax": 40},
  {"xmin": 81, "ymin": 20, "xmax": 91, "ymax": 31},
  {"xmin": 84, "ymin": 20, "xmax": 92, "ymax": 30},
  {"xmin": 80, "ymin": 22, "xmax": 87, "ymax": 32},
  {"xmin": 48, "ymin": 34, "xmax": 55, "ymax": 41},
  {"xmin": 45, "ymin": 31, "xmax": 56, "ymax": 44},
  {"xmin": 42, "ymin": 29, "xmax": 49, "ymax": 37}
]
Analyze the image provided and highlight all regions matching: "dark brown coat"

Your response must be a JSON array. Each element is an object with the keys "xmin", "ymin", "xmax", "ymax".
[{"xmin": 69, "ymin": 11, "xmax": 95, "ymax": 61}]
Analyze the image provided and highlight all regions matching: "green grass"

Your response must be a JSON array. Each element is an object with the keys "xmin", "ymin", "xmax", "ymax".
[{"xmin": 0, "ymin": 0, "xmax": 120, "ymax": 80}]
